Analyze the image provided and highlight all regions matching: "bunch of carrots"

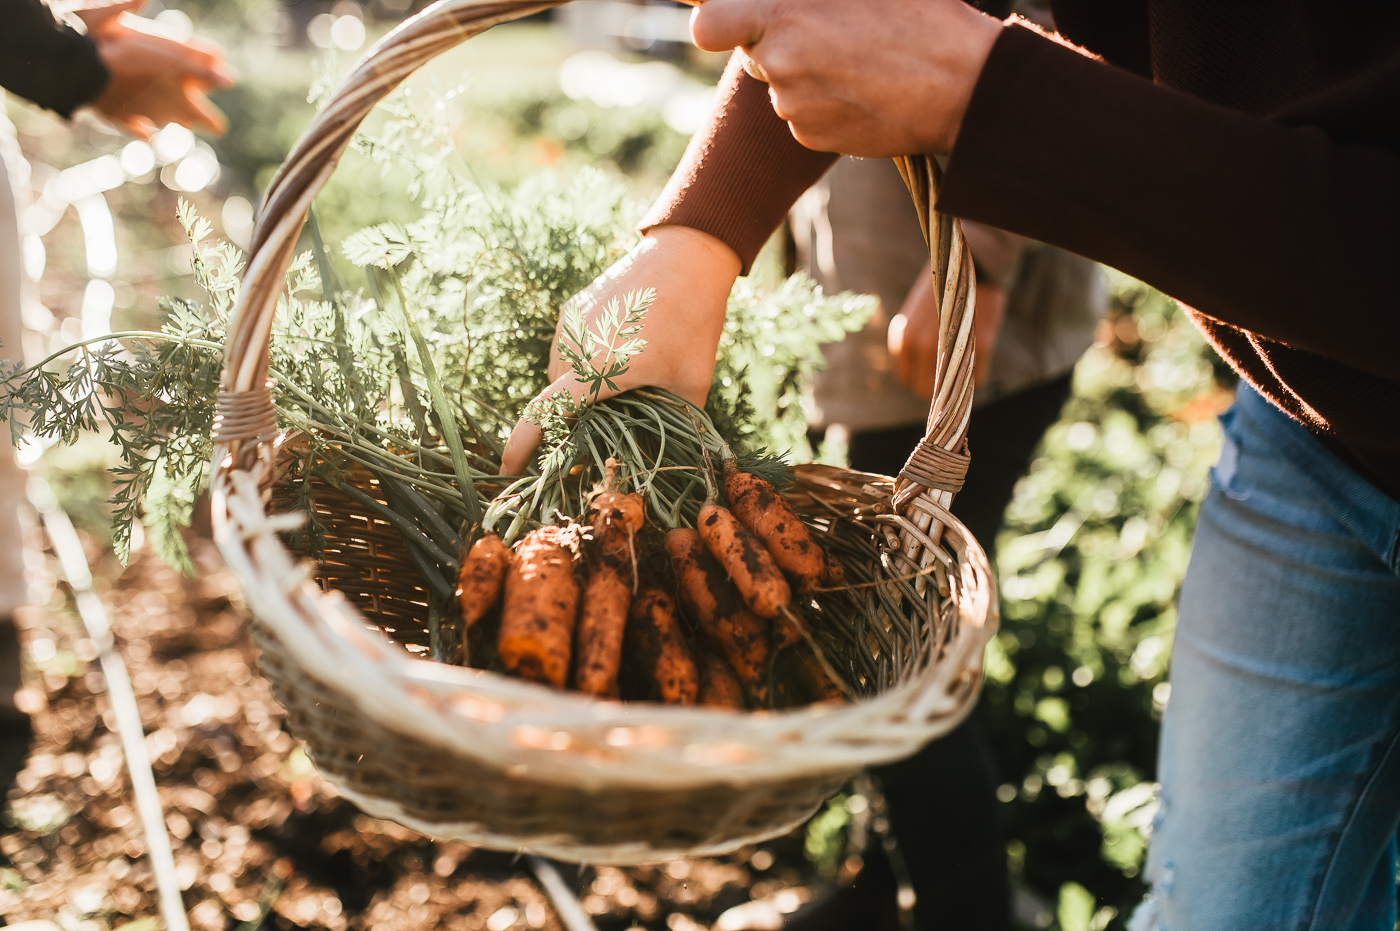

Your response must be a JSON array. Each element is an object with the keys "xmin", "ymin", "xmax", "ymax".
[{"xmin": 453, "ymin": 458, "xmax": 850, "ymax": 709}]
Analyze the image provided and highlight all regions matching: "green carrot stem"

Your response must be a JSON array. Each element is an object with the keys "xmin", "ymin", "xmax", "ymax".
[
  {"xmin": 681, "ymin": 407, "xmax": 718, "ymax": 501},
  {"xmin": 504, "ymin": 508, "xmax": 530, "ymax": 543},
  {"xmin": 396, "ymin": 482, "xmax": 465, "ymax": 548},
  {"xmin": 402, "ymin": 537, "xmax": 455, "ymax": 603},
  {"xmin": 583, "ymin": 431, "xmax": 609, "ymax": 478},
  {"xmin": 389, "ymin": 341, "xmax": 432, "ymax": 447},
  {"xmin": 639, "ymin": 404, "xmax": 669, "ymax": 489},
  {"xmin": 505, "ymin": 470, "xmax": 552, "ymax": 543},
  {"xmin": 380, "ymin": 474, "xmax": 461, "ymax": 553},
  {"xmin": 279, "ymin": 425, "xmax": 475, "ymax": 501},
  {"xmin": 386, "ymin": 268, "xmax": 482, "ymax": 526},
  {"xmin": 306, "ymin": 210, "xmax": 340, "ymax": 304},
  {"xmin": 325, "ymin": 477, "xmax": 457, "ymax": 568},
  {"xmin": 383, "ymin": 268, "xmax": 498, "ymax": 459},
  {"xmin": 634, "ymin": 390, "xmax": 728, "ymax": 453},
  {"xmin": 427, "ymin": 596, "xmax": 463, "ymax": 664},
  {"xmin": 642, "ymin": 482, "xmax": 680, "ymax": 530},
  {"xmin": 667, "ymin": 488, "xmax": 690, "ymax": 528},
  {"xmin": 276, "ymin": 374, "xmax": 497, "ymax": 475},
  {"xmin": 609, "ymin": 414, "xmax": 655, "ymax": 479}
]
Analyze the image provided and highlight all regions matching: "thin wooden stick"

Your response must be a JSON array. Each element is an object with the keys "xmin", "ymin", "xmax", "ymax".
[{"xmin": 28, "ymin": 478, "xmax": 191, "ymax": 931}]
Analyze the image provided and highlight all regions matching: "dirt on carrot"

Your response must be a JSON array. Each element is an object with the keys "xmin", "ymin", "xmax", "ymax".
[{"xmin": 497, "ymin": 526, "xmax": 580, "ymax": 688}]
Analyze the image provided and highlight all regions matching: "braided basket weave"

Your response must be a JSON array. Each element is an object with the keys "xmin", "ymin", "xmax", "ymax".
[{"xmin": 209, "ymin": 0, "xmax": 996, "ymax": 864}]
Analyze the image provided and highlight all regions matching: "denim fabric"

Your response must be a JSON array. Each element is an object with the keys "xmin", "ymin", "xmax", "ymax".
[{"xmin": 1134, "ymin": 384, "xmax": 1400, "ymax": 931}]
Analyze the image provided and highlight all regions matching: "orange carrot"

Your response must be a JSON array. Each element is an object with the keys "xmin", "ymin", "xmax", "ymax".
[
  {"xmin": 625, "ymin": 586, "xmax": 698, "ymax": 705},
  {"xmin": 497, "ymin": 526, "xmax": 579, "ymax": 687},
  {"xmin": 665, "ymin": 528, "xmax": 770, "ymax": 694},
  {"xmin": 771, "ymin": 610, "xmax": 804, "ymax": 652},
  {"xmin": 588, "ymin": 490, "xmax": 645, "ymax": 567},
  {"xmin": 573, "ymin": 563, "xmax": 630, "ymax": 697},
  {"xmin": 823, "ymin": 551, "xmax": 846, "ymax": 588},
  {"xmin": 456, "ymin": 533, "xmax": 511, "ymax": 628},
  {"xmin": 723, "ymin": 461, "xmax": 828, "ymax": 594},
  {"xmin": 795, "ymin": 646, "xmax": 847, "ymax": 704},
  {"xmin": 697, "ymin": 502, "xmax": 791, "ymax": 619},
  {"xmin": 697, "ymin": 650, "xmax": 746, "ymax": 709},
  {"xmin": 570, "ymin": 488, "xmax": 645, "ymax": 697}
]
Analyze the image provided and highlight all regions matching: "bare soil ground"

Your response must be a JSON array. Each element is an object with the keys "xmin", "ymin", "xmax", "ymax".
[{"xmin": 0, "ymin": 535, "xmax": 819, "ymax": 931}]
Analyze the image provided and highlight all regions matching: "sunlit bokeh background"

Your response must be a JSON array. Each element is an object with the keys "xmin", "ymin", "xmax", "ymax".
[{"xmin": 0, "ymin": 4, "xmax": 1233, "ymax": 929}]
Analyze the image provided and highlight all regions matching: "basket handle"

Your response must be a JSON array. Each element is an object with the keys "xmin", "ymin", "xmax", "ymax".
[
  {"xmin": 213, "ymin": 0, "xmax": 976, "ymax": 530},
  {"xmin": 214, "ymin": 0, "xmax": 569, "ymax": 463},
  {"xmin": 890, "ymin": 156, "xmax": 975, "ymax": 508}
]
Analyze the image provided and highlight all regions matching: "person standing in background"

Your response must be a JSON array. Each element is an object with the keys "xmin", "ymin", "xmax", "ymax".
[
  {"xmin": 742, "ymin": 5, "xmax": 1103, "ymax": 924},
  {"xmin": 734, "ymin": 157, "xmax": 1102, "ymax": 931},
  {"xmin": 504, "ymin": 0, "xmax": 1400, "ymax": 922},
  {"xmin": 798, "ymin": 156, "xmax": 1103, "ymax": 533},
  {"xmin": 0, "ymin": 0, "xmax": 233, "ymax": 793}
]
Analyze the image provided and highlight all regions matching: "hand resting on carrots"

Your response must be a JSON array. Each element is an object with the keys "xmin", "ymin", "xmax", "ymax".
[{"xmin": 501, "ymin": 225, "xmax": 740, "ymax": 475}]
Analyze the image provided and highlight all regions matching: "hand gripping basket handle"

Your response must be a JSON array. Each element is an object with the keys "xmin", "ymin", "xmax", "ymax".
[{"xmin": 213, "ymin": 0, "xmax": 977, "ymax": 544}]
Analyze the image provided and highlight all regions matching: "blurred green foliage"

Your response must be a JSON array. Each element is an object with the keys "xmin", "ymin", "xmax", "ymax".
[
  {"xmin": 9, "ymin": 10, "xmax": 1241, "ymax": 922},
  {"xmin": 490, "ymin": 84, "xmax": 690, "ymax": 188},
  {"xmin": 207, "ymin": 25, "xmax": 695, "ymax": 235},
  {"xmin": 803, "ymin": 791, "xmax": 854, "ymax": 878},
  {"xmin": 711, "ymin": 275, "xmax": 876, "ymax": 458},
  {"xmin": 983, "ymin": 276, "xmax": 1233, "ymax": 924},
  {"xmin": 794, "ymin": 277, "xmax": 1232, "ymax": 929}
]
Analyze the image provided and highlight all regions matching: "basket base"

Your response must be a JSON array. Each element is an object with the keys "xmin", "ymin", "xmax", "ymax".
[
  {"xmin": 332, "ymin": 781, "xmax": 833, "ymax": 865},
  {"xmin": 255, "ymin": 623, "xmax": 854, "ymax": 864}
]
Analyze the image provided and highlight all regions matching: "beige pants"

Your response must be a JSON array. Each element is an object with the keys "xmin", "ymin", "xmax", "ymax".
[{"xmin": 0, "ymin": 113, "xmax": 30, "ymax": 618}]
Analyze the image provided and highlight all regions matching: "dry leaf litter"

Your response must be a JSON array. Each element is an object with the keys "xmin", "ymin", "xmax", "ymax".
[{"xmin": 1, "ymin": 526, "xmax": 820, "ymax": 931}]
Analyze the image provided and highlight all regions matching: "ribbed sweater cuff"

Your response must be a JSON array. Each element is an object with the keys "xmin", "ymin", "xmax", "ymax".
[
  {"xmin": 0, "ymin": 2, "xmax": 109, "ymax": 119},
  {"xmin": 641, "ymin": 55, "xmax": 837, "ymax": 274}
]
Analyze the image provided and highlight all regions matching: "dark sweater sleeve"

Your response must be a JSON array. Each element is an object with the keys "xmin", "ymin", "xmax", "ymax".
[
  {"xmin": 0, "ymin": 0, "xmax": 110, "ymax": 118},
  {"xmin": 940, "ymin": 22, "xmax": 1400, "ymax": 382},
  {"xmin": 641, "ymin": 54, "xmax": 838, "ymax": 273}
]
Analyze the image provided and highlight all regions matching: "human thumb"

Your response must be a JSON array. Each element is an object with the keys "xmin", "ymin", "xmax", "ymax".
[
  {"xmin": 72, "ymin": 0, "xmax": 145, "ymax": 33},
  {"xmin": 499, "ymin": 372, "xmax": 598, "ymax": 476}
]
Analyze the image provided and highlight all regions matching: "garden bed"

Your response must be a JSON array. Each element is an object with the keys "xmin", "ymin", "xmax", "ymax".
[{"xmin": 0, "ymin": 534, "xmax": 821, "ymax": 931}]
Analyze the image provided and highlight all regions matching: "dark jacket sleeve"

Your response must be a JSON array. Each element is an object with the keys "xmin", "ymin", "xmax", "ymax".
[
  {"xmin": 640, "ymin": 54, "xmax": 838, "ymax": 273},
  {"xmin": 1047, "ymin": 0, "xmax": 1151, "ymax": 77},
  {"xmin": 939, "ymin": 22, "xmax": 1400, "ymax": 381},
  {"xmin": 0, "ymin": 0, "xmax": 110, "ymax": 118}
]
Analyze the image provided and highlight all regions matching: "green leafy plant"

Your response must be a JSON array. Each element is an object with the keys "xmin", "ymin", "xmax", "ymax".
[
  {"xmin": 983, "ymin": 277, "xmax": 1231, "ymax": 925},
  {"xmin": 0, "ymin": 199, "xmax": 238, "ymax": 569},
  {"xmin": 557, "ymin": 288, "xmax": 653, "ymax": 404},
  {"xmin": 0, "ymin": 92, "xmax": 873, "ymax": 595}
]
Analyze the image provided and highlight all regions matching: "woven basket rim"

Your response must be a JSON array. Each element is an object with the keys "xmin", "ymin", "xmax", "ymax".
[
  {"xmin": 213, "ymin": 462, "xmax": 995, "ymax": 791},
  {"xmin": 205, "ymin": 0, "xmax": 997, "ymax": 858}
]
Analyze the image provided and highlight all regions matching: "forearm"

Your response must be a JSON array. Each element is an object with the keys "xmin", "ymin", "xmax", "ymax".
[
  {"xmin": 940, "ymin": 23, "xmax": 1400, "ymax": 380},
  {"xmin": 641, "ymin": 54, "xmax": 838, "ymax": 273},
  {"xmin": 0, "ymin": 0, "xmax": 109, "ymax": 117}
]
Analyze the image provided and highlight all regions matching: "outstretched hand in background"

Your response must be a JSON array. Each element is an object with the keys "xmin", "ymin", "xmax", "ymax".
[{"xmin": 77, "ymin": 0, "xmax": 235, "ymax": 139}]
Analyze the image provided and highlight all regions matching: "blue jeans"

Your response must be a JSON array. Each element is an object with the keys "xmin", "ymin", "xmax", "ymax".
[{"xmin": 1134, "ymin": 384, "xmax": 1400, "ymax": 931}]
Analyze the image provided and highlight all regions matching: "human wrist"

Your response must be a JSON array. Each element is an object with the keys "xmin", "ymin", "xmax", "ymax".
[
  {"xmin": 643, "ymin": 225, "xmax": 743, "ymax": 282},
  {"xmin": 927, "ymin": 7, "xmax": 1003, "ymax": 152}
]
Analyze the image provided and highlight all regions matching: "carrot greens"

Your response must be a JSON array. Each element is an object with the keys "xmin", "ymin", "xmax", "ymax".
[{"xmin": 0, "ymin": 99, "xmax": 874, "ymax": 582}]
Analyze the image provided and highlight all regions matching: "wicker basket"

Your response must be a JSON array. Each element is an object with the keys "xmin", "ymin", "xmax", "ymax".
[{"xmin": 209, "ymin": 0, "xmax": 997, "ymax": 864}]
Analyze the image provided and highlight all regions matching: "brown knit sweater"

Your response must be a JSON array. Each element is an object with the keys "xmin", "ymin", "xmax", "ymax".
[{"xmin": 643, "ymin": 4, "xmax": 1400, "ymax": 502}]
